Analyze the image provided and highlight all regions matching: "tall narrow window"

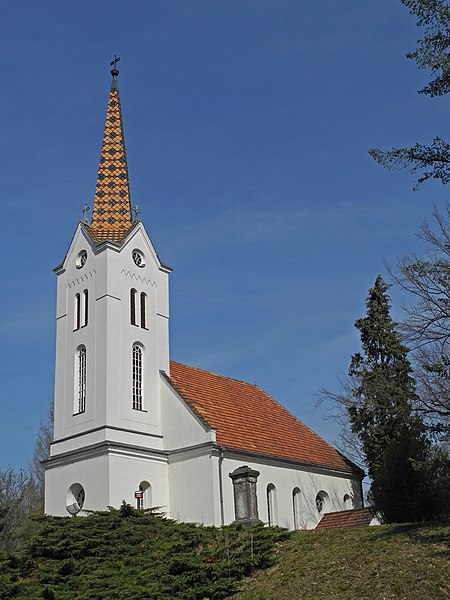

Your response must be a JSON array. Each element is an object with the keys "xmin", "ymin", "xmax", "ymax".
[
  {"xmin": 82, "ymin": 289, "xmax": 88, "ymax": 327},
  {"xmin": 132, "ymin": 344, "xmax": 143, "ymax": 410},
  {"xmin": 130, "ymin": 289, "xmax": 137, "ymax": 326},
  {"xmin": 292, "ymin": 488, "xmax": 301, "ymax": 530},
  {"xmin": 74, "ymin": 293, "xmax": 81, "ymax": 331},
  {"xmin": 266, "ymin": 484, "xmax": 277, "ymax": 526},
  {"xmin": 140, "ymin": 292, "xmax": 147, "ymax": 329},
  {"xmin": 75, "ymin": 346, "xmax": 86, "ymax": 414}
]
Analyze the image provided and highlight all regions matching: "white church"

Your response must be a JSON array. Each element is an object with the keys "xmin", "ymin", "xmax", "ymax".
[{"xmin": 44, "ymin": 64, "xmax": 364, "ymax": 530}]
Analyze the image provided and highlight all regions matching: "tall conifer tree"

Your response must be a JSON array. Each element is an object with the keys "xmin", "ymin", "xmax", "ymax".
[
  {"xmin": 348, "ymin": 276, "xmax": 450, "ymax": 521},
  {"xmin": 348, "ymin": 276, "xmax": 417, "ymax": 479}
]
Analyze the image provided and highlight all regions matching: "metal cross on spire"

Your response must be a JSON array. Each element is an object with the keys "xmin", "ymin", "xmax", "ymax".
[
  {"xmin": 110, "ymin": 55, "xmax": 120, "ymax": 75},
  {"xmin": 132, "ymin": 204, "xmax": 141, "ymax": 222},
  {"xmin": 82, "ymin": 204, "xmax": 90, "ymax": 223}
]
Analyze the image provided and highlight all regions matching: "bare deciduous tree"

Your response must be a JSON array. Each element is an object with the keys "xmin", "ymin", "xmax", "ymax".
[
  {"xmin": 0, "ymin": 466, "xmax": 40, "ymax": 551},
  {"xmin": 390, "ymin": 205, "xmax": 450, "ymax": 436},
  {"xmin": 30, "ymin": 400, "xmax": 54, "ymax": 509}
]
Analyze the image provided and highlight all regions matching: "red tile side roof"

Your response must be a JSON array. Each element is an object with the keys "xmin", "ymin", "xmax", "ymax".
[
  {"xmin": 315, "ymin": 508, "xmax": 374, "ymax": 530},
  {"xmin": 169, "ymin": 361, "xmax": 362, "ymax": 474},
  {"xmin": 88, "ymin": 85, "xmax": 133, "ymax": 244}
]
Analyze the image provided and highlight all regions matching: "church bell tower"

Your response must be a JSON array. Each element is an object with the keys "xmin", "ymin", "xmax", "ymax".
[{"xmin": 44, "ymin": 61, "xmax": 172, "ymax": 516}]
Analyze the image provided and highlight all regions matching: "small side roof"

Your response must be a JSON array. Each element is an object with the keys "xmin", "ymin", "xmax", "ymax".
[
  {"xmin": 169, "ymin": 361, "xmax": 363, "ymax": 475},
  {"xmin": 315, "ymin": 508, "xmax": 375, "ymax": 530}
]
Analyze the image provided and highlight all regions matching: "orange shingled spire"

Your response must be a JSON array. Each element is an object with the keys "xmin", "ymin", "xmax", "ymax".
[{"xmin": 88, "ymin": 58, "xmax": 134, "ymax": 244}]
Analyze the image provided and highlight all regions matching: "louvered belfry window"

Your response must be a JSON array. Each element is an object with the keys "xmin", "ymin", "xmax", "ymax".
[
  {"xmin": 130, "ymin": 289, "xmax": 137, "ymax": 326},
  {"xmin": 74, "ymin": 293, "xmax": 81, "ymax": 330},
  {"xmin": 83, "ymin": 289, "xmax": 88, "ymax": 327},
  {"xmin": 132, "ymin": 344, "xmax": 143, "ymax": 410},
  {"xmin": 140, "ymin": 292, "xmax": 147, "ymax": 329}
]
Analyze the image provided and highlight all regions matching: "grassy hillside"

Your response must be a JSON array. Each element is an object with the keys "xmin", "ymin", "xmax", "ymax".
[
  {"xmin": 1, "ymin": 506, "xmax": 448, "ymax": 599},
  {"xmin": 237, "ymin": 522, "xmax": 450, "ymax": 599}
]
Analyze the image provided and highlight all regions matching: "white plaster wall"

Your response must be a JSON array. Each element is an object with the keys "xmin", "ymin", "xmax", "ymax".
[
  {"xmin": 220, "ymin": 455, "xmax": 363, "ymax": 530},
  {"xmin": 160, "ymin": 377, "xmax": 215, "ymax": 450},
  {"xmin": 52, "ymin": 222, "xmax": 170, "ymax": 447},
  {"xmin": 50, "ymin": 428, "xmax": 164, "ymax": 457},
  {"xmin": 105, "ymin": 225, "xmax": 169, "ymax": 437},
  {"xmin": 47, "ymin": 223, "xmax": 172, "ymax": 514},
  {"xmin": 168, "ymin": 451, "xmax": 217, "ymax": 525},
  {"xmin": 53, "ymin": 226, "xmax": 100, "ymax": 442},
  {"xmin": 108, "ymin": 452, "xmax": 169, "ymax": 513},
  {"xmin": 45, "ymin": 454, "xmax": 110, "ymax": 516},
  {"xmin": 45, "ymin": 450, "xmax": 170, "ymax": 516},
  {"xmin": 165, "ymin": 448, "xmax": 361, "ymax": 530}
]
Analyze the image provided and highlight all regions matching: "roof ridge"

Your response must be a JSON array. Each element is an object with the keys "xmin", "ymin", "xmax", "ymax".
[
  {"xmin": 324, "ymin": 507, "xmax": 372, "ymax": 516},
  {"xmin": 169, "ymin": 360, "xmax": 259, "ymax": 388}
]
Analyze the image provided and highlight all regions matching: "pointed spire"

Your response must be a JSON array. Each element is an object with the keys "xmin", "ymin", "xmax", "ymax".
[{"xmin": 88, "ymin": 57, "xmax": 133, "ymax": 244}]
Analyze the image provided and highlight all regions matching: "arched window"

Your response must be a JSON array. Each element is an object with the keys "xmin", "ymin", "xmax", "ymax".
[
  {"xmin": 131, "ymin": 289, "xmax": 149, "ymax": 330},
  {"xmin": 82, "ymin": 289, "xmax": 88, "ymax": 327},
  {"xmin": 315, "ymin": 490, "xmax": 329, "ymax": 514},
  {"xmin": 75, "ymin": 346, "xmax": 86, "ymax": 414},
  {"xmin": 140, "ymin": 292, "xmax": 147, "ymax": 329},
  {"xmin": 136, "ymin": 481, "xmax": 151, "ymax": 510},
  {"xmin": 343, "ymin": 494, "xmax": 352, "ymax": 509},
  {"xmin": 130, "ymin": 289, "xmax": 137, "ymax": 326},
  {"xmin": 74, "ymin": 293, "xmax": 81, "ymax": 330},
  {"xmin": 132, "ymin": 344, "xmax": 143, "ymax": 410},
  {"xmin": 292, "ymin": 487, "xmax": 301, "ymax": 530},
  {"xmin": 266, "ymin": 484, "xmax": 277, "ymax": 526}
]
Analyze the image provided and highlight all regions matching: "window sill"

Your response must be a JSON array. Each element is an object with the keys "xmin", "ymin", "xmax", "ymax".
[
  {"xmin": 73, "ymin": 411, "xmax": 86, "ymax": 416},
  {"xmin": 132, "ymin": 408, "xmax": 148, "ymax": 413}
]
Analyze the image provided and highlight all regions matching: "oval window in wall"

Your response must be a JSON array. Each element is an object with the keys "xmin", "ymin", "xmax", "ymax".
[{"xmin": 66, "ymin": 483, "xmax": 86, "ymax": 515}]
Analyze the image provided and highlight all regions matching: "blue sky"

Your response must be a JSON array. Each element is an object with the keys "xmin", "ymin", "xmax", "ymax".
[{"xmin": 1, "ymin": 1, "xmax": 448, "ymax": 470}]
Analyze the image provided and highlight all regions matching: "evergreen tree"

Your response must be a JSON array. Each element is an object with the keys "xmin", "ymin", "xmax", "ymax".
[
  {"xmin": 348, "ymin": 276, "xmax": 450, "ymax": 521},
  {"xmin": 348, "ymin": 276, "xmax": 417, "ymax": 479},
  {"xmin": 370, "ymin": 0, "xmax": 450, "ymax": 187},
  {"xmin": 372, "ymin": 426, "xmax": 450, "ymax": 522}
]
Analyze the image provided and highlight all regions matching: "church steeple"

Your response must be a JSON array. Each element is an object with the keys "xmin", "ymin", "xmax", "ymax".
[{"xmin": 88, "ymin": 57, "xmax": 134, "ymax": 244}]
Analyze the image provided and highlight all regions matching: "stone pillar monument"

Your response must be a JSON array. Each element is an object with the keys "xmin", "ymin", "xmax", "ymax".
[{"xmin": 229, "ymin": 465, "xmax": 263, "ymax": 526}]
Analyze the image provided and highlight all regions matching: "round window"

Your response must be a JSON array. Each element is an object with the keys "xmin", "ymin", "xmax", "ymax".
[
  {"xmin": 66, "ymin": 483, "xmax": 86, "ymax": 515},
  {"xmin": 132, "ymin": 250, "xmax": 145, "ymax": 267},
  {"xmin": 76, "ymin": 250, "xmax": 88, "ymax": 269}
]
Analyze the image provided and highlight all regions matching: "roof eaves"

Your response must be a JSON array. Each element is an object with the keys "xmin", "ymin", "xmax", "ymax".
[
  {"xmin": 54, "ymin": 222, "xmax": 97, "ymax": 274},
  {"xmin": 218, "ymin": 444, "xmax": 364, "ymax": 477},
  {"xmin": 126, "ymin": 221, "xmax": 173, "ymax": 272}
]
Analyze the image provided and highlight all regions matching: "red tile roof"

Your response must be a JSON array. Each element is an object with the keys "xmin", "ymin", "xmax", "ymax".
[
  {"xmin": 88, "ymin": 83, "xmax": 133, "ymax": 245},
  {"xmin": 169, "ymin": 361, "xmax": 362, "ymax": 475},
  {"xmin": 315, "ymin": 508, "xmax": 374, "ymax": 530}
]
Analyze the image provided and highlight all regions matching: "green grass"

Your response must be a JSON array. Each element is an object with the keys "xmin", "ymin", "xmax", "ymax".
[{"xmin": 236, "ymin": 522, "xmax": 450, "ymax": 599}]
